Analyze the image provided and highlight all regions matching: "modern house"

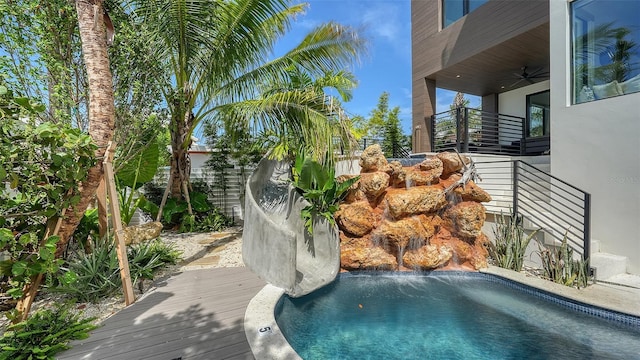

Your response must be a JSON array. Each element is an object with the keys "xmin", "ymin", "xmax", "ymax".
[{"xmin": 411, "ymin": 0, "xmax": 640, "ymax": 277}]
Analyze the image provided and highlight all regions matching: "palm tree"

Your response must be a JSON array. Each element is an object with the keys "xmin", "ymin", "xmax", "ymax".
[
  {"xmin": 222, "ymin": 67, "xmax": 360, "ymax": 161},
  {"xmin": 127, "ymin": 0, "xmax": 366, "ymax": 212},
  {"xmin": 56, "ymin": 0, "xmax": 116, "ymax": 253}
]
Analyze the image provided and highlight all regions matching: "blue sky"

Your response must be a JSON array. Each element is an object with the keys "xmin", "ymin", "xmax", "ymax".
[{"xmin": 274, "ymin": 0, "xmax": 480, "ymax": 136}]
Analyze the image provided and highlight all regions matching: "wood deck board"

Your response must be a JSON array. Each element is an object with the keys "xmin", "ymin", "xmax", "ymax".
[{"xmin": 58, "ymin": 267, "xmax": 266, "ymax": 360}]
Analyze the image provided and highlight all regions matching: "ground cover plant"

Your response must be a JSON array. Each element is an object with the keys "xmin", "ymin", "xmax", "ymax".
[{"xmin": 0, "ymin": 302, "xmax": 96, "ymax": 360}]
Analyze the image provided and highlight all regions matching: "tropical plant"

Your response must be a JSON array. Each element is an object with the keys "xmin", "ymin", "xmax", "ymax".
[
  {"xmin": 291, "ymin": 151, "xmax": 360, "ymax": 234},
  {"xmin": 0, "ymin": 87, "xmax": 96, "ymax": 321},
  {"xmin": 538, "ymin": 234, "xmax": 590, "ymax": 288},
  {"xmin": 51, "ymin": 240, "xmax": 120, "ymax": 303},
  {"xmin": 1, "ymin": 1, "xmax": 168, "ymax": 258},
  {"xmin": 115, "ymin": 134, "xmax": 161, "ymax": 225},
  {"xmin": 72, "ymin": 209, "xmax": 100, "ymax": 253},
  {"xmin": 52, "ymin": 239, "xmax": 182, "ymax": 303},
  {"xmin": 488, "ymin": 212, "xmax": 538, "ymax": 272},
  {"xmin": 0, "ymin": 302, "xmax": 97, "ymax": 360},
  {"xmin": 127, "ymin": 240, "xmax": 182, "ymax": 290},
  {"xmin": 125, "ymin": 0, "xmax": 365, "ymax": 213}
]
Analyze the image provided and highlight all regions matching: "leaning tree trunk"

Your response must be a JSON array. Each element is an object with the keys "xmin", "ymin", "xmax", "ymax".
[{"xmin": 55, "ymin": 0, "xmax": 115, "ymax": 257}]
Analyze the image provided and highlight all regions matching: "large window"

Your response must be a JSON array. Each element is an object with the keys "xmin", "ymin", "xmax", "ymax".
[
  {"xmin": 442, "ymin": 0, "xmax": 488, "ymax": 28},
  {"xmin": 527, "ymin": 90, "xmax": 550, "ymax": 137},
  {"xmin": 572, "ymin": 0, "xmax": 640, "ymax": 104}
]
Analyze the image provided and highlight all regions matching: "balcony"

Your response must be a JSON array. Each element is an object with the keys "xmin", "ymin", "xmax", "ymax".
[{"xmin": 431, "ymin": 107, "xmax": 550, "ymax": 156}]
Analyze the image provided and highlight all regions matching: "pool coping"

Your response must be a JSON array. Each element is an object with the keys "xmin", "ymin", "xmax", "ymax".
[{"xmin": 244, "ymin": 266, "xmax": 640, "ymax": 360}]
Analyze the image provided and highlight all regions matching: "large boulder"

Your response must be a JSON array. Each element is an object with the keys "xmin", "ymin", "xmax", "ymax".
[
  {"xmin": 417, "ymin": 157, "xmax": 444, "ymax": 173},
  {"xmin": 443, "ymin": 201, "xmax": 486, "ymax": 238},
  {"xmin": 335, "ymin": 201, "xmax": 376, "ymax": 237},
  {"xmin": 123, "ymin": 221, "xmax": 163, "ymax": 245},
  {"xmin": 359, "ymin": 172, "xmax": 390, "ymax": 203},
  {"xmin": 440, "ymin": 174, "xmax": 492, "ymax": 203},
  {"xmin": 402, "ymin": 244, "xmax": 453, "ymax": 270},
  {"xmin": 437, "ymin": 152, "xmax": 470, "ymax": 176},
  {"xmin": 359, "ymin": 144, "xmax": 388, "ymax": 173},
  {"xmin": 373, "ymin": 215, "xmax": 436, "ymax": 249},
  {"xmin": 340, "ymin": 234, "xmax": 397, "ymax": 270},
  {"xmin": 385, "ymin": 186, "xmax": 447, "ymax": 219},
  {"xmin": 404, "ymin": 168, "xmax": 441, "ymax": 187},
  {"xmin": 431, "ymin": 228, "xmax": 489, "ymax": 270}
]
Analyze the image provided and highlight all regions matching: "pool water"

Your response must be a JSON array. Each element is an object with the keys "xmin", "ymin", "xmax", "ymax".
[{"xmin": 275, "ymin": 273, "xmax": 640, "ymax": 360}]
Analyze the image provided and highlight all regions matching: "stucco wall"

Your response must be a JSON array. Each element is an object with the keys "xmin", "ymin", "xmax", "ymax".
[
  {"xmin": 498, "ymin": 80, "xmax": 550, "ymax": 118},
  {"xmin": 550, "ymin": 0, "xmax": 640, "ymax": 274}
]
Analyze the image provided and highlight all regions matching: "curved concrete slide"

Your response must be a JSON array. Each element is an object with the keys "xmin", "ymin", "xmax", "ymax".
[{"xmin": 242, "ymin": 157, "xmax": 340, "ymax": 297}]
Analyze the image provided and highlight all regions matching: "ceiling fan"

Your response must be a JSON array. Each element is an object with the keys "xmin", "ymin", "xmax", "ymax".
[{"xmin": 510, "ymin": 66, "xmax": 549, "ymax": 87}]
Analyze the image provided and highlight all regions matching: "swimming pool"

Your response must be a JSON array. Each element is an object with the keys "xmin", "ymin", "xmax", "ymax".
[{"xmin": 275, "ymin": 272, "xmax": 640, "ymax": 360}]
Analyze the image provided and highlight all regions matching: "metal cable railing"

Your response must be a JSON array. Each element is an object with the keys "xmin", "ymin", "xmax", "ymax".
[{"xmin": 475, "ymin": 160, "xmax": 591, "ymax": 267}]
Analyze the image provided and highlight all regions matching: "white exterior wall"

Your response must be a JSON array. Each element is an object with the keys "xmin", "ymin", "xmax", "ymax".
[
  {"xmin": 498, "ymin": 80, "xmax": 550, "ymax": 118},
  {"xmin": 498, "ymin": 81, "xmax": 550, "ymax": 144},
  {"xmin": 550, "ymin": 0, "xmax": 640, "ymax": 274}
]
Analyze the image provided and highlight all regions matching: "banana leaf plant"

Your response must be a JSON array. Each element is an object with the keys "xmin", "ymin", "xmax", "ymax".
[{"xmin": 291, "ymin": 151, "xmax": 359, "ymax": 234}]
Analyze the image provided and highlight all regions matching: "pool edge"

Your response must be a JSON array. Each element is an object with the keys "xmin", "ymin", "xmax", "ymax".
[{"xmin": 245, "ymin": 266, "xmax": 640, "ymax": 360}]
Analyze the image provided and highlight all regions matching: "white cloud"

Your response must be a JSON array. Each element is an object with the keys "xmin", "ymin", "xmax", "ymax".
[{"xmin": 362, "ymin": 3, "xmax": 401, "ymax": 42}]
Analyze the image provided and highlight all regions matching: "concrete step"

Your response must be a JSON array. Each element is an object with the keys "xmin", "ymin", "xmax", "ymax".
[{"xmin": 591, "ymin": 252, "xmax": 628, "ymax": 280}]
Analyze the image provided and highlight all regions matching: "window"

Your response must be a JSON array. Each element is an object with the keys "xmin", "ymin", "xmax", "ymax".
[
  {"xmin": 442, "ymin": 0, "xmax": 488, "ymax": 28},
  {"xmin": 527, "ymin": 90, "xmax": 550, "ymax": 137},
  {"xmin": 572, "ymin": 0, "xmax": 640, "ymax": 104}
]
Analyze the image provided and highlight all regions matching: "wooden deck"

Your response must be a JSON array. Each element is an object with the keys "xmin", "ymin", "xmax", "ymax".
[{"xmin": 58, "ymin": 267, "xmax": 266, "ymax": 360}]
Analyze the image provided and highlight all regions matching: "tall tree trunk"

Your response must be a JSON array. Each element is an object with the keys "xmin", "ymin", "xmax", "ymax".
[
  {"xmin": 168, "ymin": 110, "xmax": 193, "ymax": 201},
  {"xmin": 56, "ymin": 0, "xmax": 115, "ymax": 257}
]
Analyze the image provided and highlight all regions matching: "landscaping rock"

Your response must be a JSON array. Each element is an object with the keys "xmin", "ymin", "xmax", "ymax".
[{"xmin": 123, "ymin": 221, "xmax": 163, "ymax": 245}]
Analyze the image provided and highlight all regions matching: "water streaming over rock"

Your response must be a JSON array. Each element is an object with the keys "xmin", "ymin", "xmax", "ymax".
[{"xmin": 336, "ymin": 145, "xmax": 492, "ymax": 272}]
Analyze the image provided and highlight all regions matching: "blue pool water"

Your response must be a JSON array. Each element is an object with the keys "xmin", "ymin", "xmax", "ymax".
[{"xmin": 275, "ymin": 272, "xmax": 640, "ymax": 360}]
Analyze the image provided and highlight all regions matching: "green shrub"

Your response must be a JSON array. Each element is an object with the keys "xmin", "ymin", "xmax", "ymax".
[
  {"xmin": 53, "ymin": 241, "xmax": 121, "ymax": 303},
  {"xmin": 488, "ymin": 212, "xmax": 538, "ymax": 272},
  {"xmin": 0, "ymin": 303, "xmax": 97, "ymax": 360},
  {"xmin": 538, "ymin": 234, "xmax": 590, "ymax": 288},
  {"xmin": 291, "ymin": 150, "xmax": 359, "ymax": 234},
  {"xmin": 128, "ymin": 240, "xmax": 182, "ymax": 285},
  {"xmin": 52, "ymin": 239, "xmax": 182, "ymax": 303}
]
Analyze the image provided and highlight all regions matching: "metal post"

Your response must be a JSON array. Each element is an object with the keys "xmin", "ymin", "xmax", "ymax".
[
  {"xmin": 513, "ymin": 160, "xmax": 519, "ymax": 215},
  {"xmin": 430, "ymin": 115, "xmax": 436, "ymax": 152},
  {"xmin": 455, "ymin": 107, "xmax": 462, "ymax": 152},
  {"xmin": 521, "ymin": 115, "xmax": 527, "ymax": 155},
  {"xmin": 583, "ymin": 192, "xmax": 591, "ymax": 267},
  {"xmin": 463, "ymin": 107, "xmax": 470, "ymax": 153}
]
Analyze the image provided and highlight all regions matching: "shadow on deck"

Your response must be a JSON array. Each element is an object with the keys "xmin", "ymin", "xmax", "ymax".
[{"xmin": 58, "ymin": 267, "xmax": 265, "ymax": 360}]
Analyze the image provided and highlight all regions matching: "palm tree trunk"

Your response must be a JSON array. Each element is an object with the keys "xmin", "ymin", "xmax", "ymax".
[
  {"xmin": 166, "ymin": 110, "xmax": 193, "ymax": 213},
  {"xmin": 55, "ymin": 0, "xmax": 115, "ymax": 257}
]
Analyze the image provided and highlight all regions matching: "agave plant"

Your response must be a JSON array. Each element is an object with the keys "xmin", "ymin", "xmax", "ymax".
[
  {"xmin": 488, "ymin": 211, "xmax": 538, "ymax": 272},
  {"xmin": 538, "ymin": 233, "xmax": 590, "ymax": 288}
]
